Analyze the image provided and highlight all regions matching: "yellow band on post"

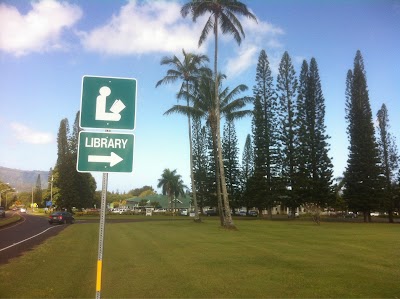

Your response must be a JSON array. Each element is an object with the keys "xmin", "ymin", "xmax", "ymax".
[{"xmin": 96, "ymin": 260, "xmax": 103, "ymax": 292}]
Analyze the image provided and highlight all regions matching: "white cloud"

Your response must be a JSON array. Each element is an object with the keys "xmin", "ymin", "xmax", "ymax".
[
  {"xmin": 10, "ymin": 122, "xmax": 54, "ymax": 145},
  {"xmin": 225, "ymin": 45, "xmax": 258, "ymax": 77},
  {"xmin": 0, "ymin": 0, "xmax": 82, "ymax": 56},
  {"xmin": 224, "ymin": 16, "xmax": 285, "ymax": 78},
  {"xmin": 80, "ymin": 0, "xmax": 207, "ymax": 55}
]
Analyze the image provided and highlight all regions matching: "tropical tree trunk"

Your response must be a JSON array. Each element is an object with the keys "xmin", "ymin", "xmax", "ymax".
[
  {"xmin": 388, "ymin": 210, "xmax": 394, "ymax": 223},
  {"xmin": 217, "ymin": 125, "xmax": 235, "ymax": 228},
  {"xmin": 215, "ymin": 159, "xmax": 224, "ymax": 226},
  {"xmin": 169, "ymin": 194, "xmax": 173, "ymax": 214},
  {"xmin": 213, "ymin": 14, "xmax": 236, "ymax": 230},
  {"xmin": 210, "ymin": 116, "xmax": 225, "ymax": 226},
  {"xmin": 268, "ymin": 207, "xmax": 272, "ymax": 219}
]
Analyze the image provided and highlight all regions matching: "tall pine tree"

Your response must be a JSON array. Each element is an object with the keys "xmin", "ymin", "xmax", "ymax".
[
  {"xmin": 377, "ymin": 103, "xmax": 399, "ymax": 222},
  {"xmin": 55, "ymin": 114, "xmax": 97, "ymax": 211},
  {"xmin": 222, "ymin": 119, "xmax": 241, "ymax": 212},
  {"xmin": 55, "ymin": 118, "xmax": 77, "ymax": 211},
  {"xmin": 252, "ymin": 50, "xmax": 280, "ymax": 216},
  {"xmin": 249, "ymin": 96, "xmax": 268, "ymax": 214},
  {"xmin": 71, "ymin": 112, "xmax": 97, "ymax": 209},
  {"xmin": 192, "ymin": 117, "xmax": 209, "ymax": 213},
  {"xmin": 240, "ymin": 134, "xmax": 253, "ymax": 211},
  {"xmin": 344, "ymin": 50, "xmax": 383, "ymax": 222},
  {"xmin": 296, "ymin": 58, "xmax": 333, "ymax": 208},
  {"xmin": 34, "ymin": 174, "xmax": 42, "ymax": 205},
  {"xmin": 276, "ymin": 51, "xmax": 299, "ymax": 214}
]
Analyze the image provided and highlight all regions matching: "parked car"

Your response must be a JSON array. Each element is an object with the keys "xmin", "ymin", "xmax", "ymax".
[
  {"xmin": 111, "ymin": 208, "xmax": 127, "ymax": 214},
  {"xmin": 236, "ymin": 210, "xmax": 246, "ymax": 216},
  {"xmin": 20, "ymin": 208, "xmax": 26, "ymax": 213},
  {"xmin": 344, "ymin": 212, "xmax": 357, "ymax": 218},
  {"xmin": 0, "ymin": 207, "xmax": 5, "ymax": 218},
  {"xmin": 370, "ymin": 212, "xmax": 380, "ymax": 216},
  {"xmin": 205, "ymin": 209, "xmax": 218, "ymax": 216},
  {"xmin": 248, "ymin": 210, "xmax": 258, "ymax": 217},
  {"xmin": 48, "ymin": 211, "xmax": 75, "ymax": 224}
]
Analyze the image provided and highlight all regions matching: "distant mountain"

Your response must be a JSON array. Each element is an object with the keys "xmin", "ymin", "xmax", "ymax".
[{"xmin": 0, "ymin": 166, "xmax": 49, "ymax": 192}]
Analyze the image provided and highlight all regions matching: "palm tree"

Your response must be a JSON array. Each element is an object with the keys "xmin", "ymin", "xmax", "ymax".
[
  {"xmin": 181, "ymin": 0, "xmax": 257, "ymax": 229},
  {"xmin": 165, "ymin": 73, "xmax": 253, "ymax": 227},
  {"xmin": 157, "ymin": 168, "xmax": 187, "ymax": 215},
  {"xmin": 156, "ymin": 49, "xmax": 209, "ymax": 222}
]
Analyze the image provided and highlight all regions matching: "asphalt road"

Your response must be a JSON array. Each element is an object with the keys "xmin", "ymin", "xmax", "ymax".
[{"xmin": 0, "ymin": 212, "xmax": 67, "ymax": 265}]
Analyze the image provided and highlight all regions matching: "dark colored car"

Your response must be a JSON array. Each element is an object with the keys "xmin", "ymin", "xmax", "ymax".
[
  {"xmin": 49, "ymin": 211, "xmax": 75, "ymax": 224},
  {"xmin": 205, "ymin": 209, "xmax": 218, "ymax": 216},
  {"xmin": 0, "ymin": 207, "xmax": 5, "ymax": 218}
]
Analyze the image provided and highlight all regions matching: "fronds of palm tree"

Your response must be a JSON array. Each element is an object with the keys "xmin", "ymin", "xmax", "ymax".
[
  {"xmin": 176, "ymin": 73, "xmax": 253, "ymax": 125},
  {"xmin": 157, "ymin": 168, "xmax": 187, "ymax": 215},
  {"xmin": 156, "ymin": 49, "xmax": 209, "ymax": 89},
  {"xmin": 181, "ymin": 0, "xmax": 257, "ymax": 47}
]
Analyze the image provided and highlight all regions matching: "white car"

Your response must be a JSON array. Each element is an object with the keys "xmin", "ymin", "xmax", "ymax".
[
  {"xmin": 371, "ymin": 212, "xmax": 380, "ymax": 216},
  {"xmin": 20, "ymin": 208, "xmax": 27, "ymax": 213}
]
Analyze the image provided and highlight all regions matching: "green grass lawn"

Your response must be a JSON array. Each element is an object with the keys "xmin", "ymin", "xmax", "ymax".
[
  {"xmin": 0, "ymin": 214, "xmax": 21, "ymax": 227},
  {"xmin": 0, "ymin": 219, "xmax": 399, "ymax": 298}
]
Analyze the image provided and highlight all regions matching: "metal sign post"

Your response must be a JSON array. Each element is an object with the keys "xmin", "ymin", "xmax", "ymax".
[
  {"xmin": 77, "ymin": 75, "xmax": 137, "ymax": 299},
  {"xmin": 96, "ymin": 173, "xmax": 108, "ymax": 299}
]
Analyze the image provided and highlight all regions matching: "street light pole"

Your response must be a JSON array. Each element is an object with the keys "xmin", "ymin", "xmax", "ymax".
[{"xmin": 51, "ymin": 175, "xmax": 53, "ymax": 203}]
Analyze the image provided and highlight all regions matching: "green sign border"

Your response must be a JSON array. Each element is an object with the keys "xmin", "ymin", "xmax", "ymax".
[
  {"xmin": 77, "ymin": 131, "xmax": 134, "ymax": 173},
  {"xmin": 80, "ymin": 75, "xmax": 137, "ymax": 130}
]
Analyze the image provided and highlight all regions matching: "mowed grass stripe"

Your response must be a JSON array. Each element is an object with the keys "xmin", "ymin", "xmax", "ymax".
[{"xmin": 0, "ymin": 219, "xmax": 399, "ymax": 298}]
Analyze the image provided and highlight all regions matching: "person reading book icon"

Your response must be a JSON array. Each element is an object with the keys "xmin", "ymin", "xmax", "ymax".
[{"xmin": 95, "ymin": 86, "xmax": 126, "ymax": 121}]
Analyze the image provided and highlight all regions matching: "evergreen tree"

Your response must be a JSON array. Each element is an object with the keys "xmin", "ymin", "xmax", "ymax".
[
  {"xmin": 192, "ymin": 117, "xmax": 209, "ymax": 213},
  {"xmin": 276, "ymin": 51, "xmax": 299, "ymax": 214},
  {"xmin": 377, "ymin": 103, "xmax": 399, "ymax": 222},
  {"xmin": 55, "ymin": 118, "xmax": 77, "ymax": 211},
  {"xmin": 222, "ymin": 119, "xmax": 241, "ymax": 212},
  {"xmin": 240, "ymin": 134, "xmax": 253, "ymax": 211},
  {"xmin": 249, "ymin": 96, "xmax": 267, "ymax": 213},
  {"xmin": 296, "ymin": 60, "xmax": 310, "ymax": 198},
  {"xmin": 71, "ymin": 112, "xmax": 97, "ymax": 209},
  {"xmin": 55, "ymin": 114, "xmax": 96, "ymax": 211},
  {"xmin": 344, "ymin": 50, "xmax": 383, "ymax": 222},
  {"xmin": 296, "ymin": 58, "xmax": 333, "ymax": 208},
  {"xmin": 252, "ymin": 50, "xmax": 280, "ymax": 216}
]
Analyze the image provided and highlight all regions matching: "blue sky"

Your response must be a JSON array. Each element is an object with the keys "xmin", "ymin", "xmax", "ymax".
[{"xmin": 0, "ymin": 0, "xmax": 399, "ymax": 193}]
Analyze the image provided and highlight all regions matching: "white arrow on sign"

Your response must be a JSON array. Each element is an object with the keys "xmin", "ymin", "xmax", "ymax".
[{"xmin": 88, "ymin": 152, "xmax": 123, "ymax": 167}]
